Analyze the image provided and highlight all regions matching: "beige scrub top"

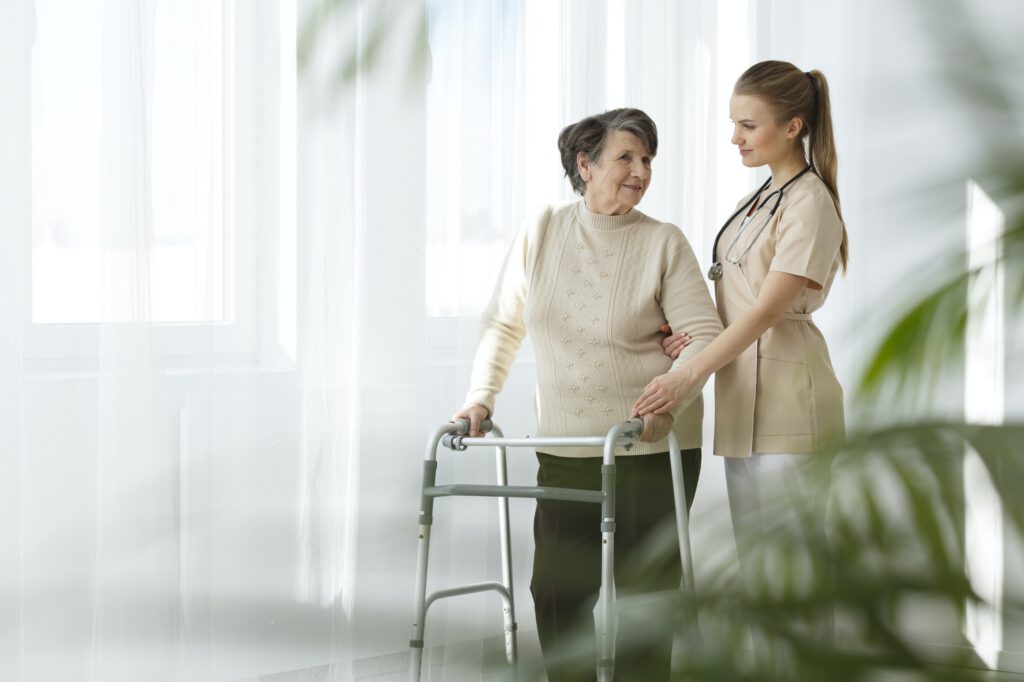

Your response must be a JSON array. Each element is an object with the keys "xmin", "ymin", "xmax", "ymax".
[{"xmin": 713, "ymin": 172, "xmax": 845, "ymax": 458}]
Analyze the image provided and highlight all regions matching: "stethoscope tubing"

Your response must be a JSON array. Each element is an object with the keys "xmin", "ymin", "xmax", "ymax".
[{"xmin": 708, "ymin": 165, "xmax": 814, "ymax": 280}]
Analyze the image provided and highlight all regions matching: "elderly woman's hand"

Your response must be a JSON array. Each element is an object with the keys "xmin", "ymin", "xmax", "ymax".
[
  {"xmin": 638, "ymin": 412, "xmax": 674, "ymax": 443},
  {"xmin": 631, "ymin": 365, "xmax": 700, "ymax": 417},
  {"xmin": 451, "ymin": 404, "xmax": 490, "ymax": 437},
  {"xmin": 659, "ymin": 323, "xmax": 692, "ymax": 360}
]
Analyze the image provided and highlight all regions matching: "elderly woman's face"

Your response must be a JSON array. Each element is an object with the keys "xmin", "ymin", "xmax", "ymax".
[{"xmin": 578, "ymin": 130, "xmax": 652, "ymax": 216}]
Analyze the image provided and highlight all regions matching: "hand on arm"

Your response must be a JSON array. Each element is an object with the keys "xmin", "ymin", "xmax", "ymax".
[
  {"xmin": 660, "ymin": 323, "xmax": 692, "ymax": 360},
  {"xmin": 632, "ymin": 271, "xmax": 811, "ymax": 417},
  {"xmin": 649, "ymin": 240, "xmax": 724, "ymax": 419}
]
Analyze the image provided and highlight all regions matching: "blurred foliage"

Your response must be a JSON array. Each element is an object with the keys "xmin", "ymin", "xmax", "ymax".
[
  {"xmin": 506, "ymin": 424, "xmax": 1024, "ymax": 681},
  {"xmin": 297, "ymin": 0, "xmax": 429, "ymax": 97},
  {"xmin": 857, "ymin": 0, "xmax": 1024, "ymax": 404}
]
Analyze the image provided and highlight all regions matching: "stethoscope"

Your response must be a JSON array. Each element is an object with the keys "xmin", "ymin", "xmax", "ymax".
[{"xmin": 707, "ymin": 165, "xmax": 815, "ymax": 281}]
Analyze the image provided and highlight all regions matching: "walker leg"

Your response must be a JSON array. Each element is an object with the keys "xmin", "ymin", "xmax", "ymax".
[
  {"xmin": 409, "ymin": 455, "xmax": 440, "ymax": 682},
  {"xmin": 596, "ymin": 531, "xmax": 616, "ymax": 682},
  {"xmin": 597, "ymin": 460, "xmax": 617, "ymax": 682},
  {"xmin": 494, "ymin": 440, "xmax": 519, "ymax": 670},
  {"xmin": 409, "ymin": 523, "xmax": 431, "ymax": 682},
  {"xmin": 408, "ymin": 647, "xmax": 423, "ymax": 682},
  {"xmin": 500, "ymin": 592, "xmax": 518, "ymax": 675},
  {"xmin": 668, "ymin": 433, "xmax": 698, "ymax": 639}
]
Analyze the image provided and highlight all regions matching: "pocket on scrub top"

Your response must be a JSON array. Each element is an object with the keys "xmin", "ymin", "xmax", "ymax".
[{"xmin": 754, "ymin": 356, "xmax": 813, "ymax": 436}]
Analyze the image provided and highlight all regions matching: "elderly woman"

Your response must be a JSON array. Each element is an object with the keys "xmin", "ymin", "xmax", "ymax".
[{"xmin": 453, "ymin": 108, "xmax": 722, "ymax": 681}]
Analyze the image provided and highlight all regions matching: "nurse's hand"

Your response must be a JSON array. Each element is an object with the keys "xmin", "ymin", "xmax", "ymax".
[
  {"xmin": 659, "ymin": 323, "xmax": 692, "ymax": 359},
  {"xmin": 638, "ymin": 412, "xmax": 674, "ymax": 443},
  {"xmin": 631, "ymin": 366, "xmax": 699, "ymax": 417},
  {"xmin": 451, "ymin": 404, "xmax": 490, "ymax": 437}
]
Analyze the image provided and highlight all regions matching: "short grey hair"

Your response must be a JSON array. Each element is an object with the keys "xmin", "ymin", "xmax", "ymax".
[{"xmin": 557, "ymin": 108, "xmax": 658, "ymax": 196}]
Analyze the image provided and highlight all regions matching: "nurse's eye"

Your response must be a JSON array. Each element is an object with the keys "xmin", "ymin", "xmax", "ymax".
[{"xmin": 743, "ymin": 124, "xmax": 755, "ymax": 131}]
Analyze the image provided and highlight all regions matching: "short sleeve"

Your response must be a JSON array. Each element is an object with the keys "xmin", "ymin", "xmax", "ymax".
[{"xmin": 769, "ymin": 187, "xmax": 843, "ymax": 288}]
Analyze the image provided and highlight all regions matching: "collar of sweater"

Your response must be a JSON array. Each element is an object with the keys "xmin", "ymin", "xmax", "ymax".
[{"xmin": 575, "ymin": 200, "xmax": 645, "ymax": 231}]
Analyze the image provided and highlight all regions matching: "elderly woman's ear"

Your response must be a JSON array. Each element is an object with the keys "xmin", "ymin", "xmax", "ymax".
[{"xmin": 576, "ymin": 151, "xmax": 592, "ymax": 182}]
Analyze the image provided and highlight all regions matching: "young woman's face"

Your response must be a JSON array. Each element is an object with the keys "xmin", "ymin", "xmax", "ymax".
[
  {"xmin": 579, "ymin": 130, "xmax": 652, "ymax": 215},
  {"xmin": 729, "ymin": 94, "xmax": 800, "ymax": 168}
]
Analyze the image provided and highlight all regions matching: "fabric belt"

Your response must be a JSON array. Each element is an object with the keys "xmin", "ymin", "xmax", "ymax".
[{"xmin": 782, "ymin": 312, "xmax": 812, "ymax": 321}]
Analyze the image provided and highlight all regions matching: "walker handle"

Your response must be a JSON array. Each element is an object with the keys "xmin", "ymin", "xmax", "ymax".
[
  {"xmin": 451, "ymin": 418, "xmax": 494, "ymax": 435},
  {"xmin": 625, "ymin": 417, "xmax": 644, "ymax": 437}
]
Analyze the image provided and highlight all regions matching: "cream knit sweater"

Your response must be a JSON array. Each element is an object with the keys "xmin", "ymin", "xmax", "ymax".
[{"xmin": 465, "ymin": 201, "xmax": 723, "ymax": 457}]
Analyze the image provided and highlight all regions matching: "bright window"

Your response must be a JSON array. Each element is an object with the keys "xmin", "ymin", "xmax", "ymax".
[
  {"xmin": 963, "ymin": 178, "xmax": 1005, "ymax": 667},
  {"xmin": 31, "ymin": 0, "xmax": 230, "ymax": 324},
  {"xmin": 27, "ymin": 0, "xmax": 297, "ymax": 364}
]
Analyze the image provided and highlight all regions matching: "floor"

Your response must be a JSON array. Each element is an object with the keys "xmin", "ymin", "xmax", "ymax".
[{"xmin": 240, "ymin": 637, "xmax": 1024, "ymax": 682}]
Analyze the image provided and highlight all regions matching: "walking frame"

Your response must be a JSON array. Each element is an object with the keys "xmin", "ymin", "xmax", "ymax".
[{"xmin": 408, "ymin": 418, "xmax": 696, "ymax": 681}]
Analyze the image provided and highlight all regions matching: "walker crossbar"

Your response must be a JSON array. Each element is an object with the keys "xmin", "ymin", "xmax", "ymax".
[
  {"xmin": 408, "ymin": 418, "xmax": 694, "ymax": 682},
  {"xmin": 410, "ymin": 581, "xmax": 515, "ymax": 650},
  {"xmin": 447, "ymin": 435, "xmax": 637, "ymax": 450},
  {"xmin": 425, "ymin": 581, "xmax": 512, "ymax": 611},
  {"xmin": 424, "ymin": 484, "xmax": 605, "ymax": 504}
]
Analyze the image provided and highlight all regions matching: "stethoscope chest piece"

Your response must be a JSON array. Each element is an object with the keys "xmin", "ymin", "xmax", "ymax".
[{"xmin": 707, "ymin": 165, "xmax": 815, "ymax": 283}]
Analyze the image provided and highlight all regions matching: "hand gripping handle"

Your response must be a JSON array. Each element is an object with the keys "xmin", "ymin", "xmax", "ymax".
[{"xmin": 451, "ymin": 418, "xmax": 493, "ymax": 435}]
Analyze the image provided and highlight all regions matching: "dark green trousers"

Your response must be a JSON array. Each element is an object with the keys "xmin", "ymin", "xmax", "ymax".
[{"xmin": 531, "ymin": 450, "xmax": 700, "ymax": 682}]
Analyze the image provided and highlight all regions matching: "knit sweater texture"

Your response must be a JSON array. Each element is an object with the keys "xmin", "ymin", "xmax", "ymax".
[{"xmin": 465, "ymin": 201, "xmax": 723, "ymax": 457}]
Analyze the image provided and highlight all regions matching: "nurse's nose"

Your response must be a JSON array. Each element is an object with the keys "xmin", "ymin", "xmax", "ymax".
[{"xmin": 731, "ymin": 125, "xmax": 743, "ymax": 146}]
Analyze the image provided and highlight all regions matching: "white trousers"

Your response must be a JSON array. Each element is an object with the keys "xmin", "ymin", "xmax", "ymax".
[
  {"xmin": 724, "ymin": 450, "xmax": 827, "ymax": 585},
  {"xmin": 724, "ymin": 453, "xmax": 834, "ymax": 666}
]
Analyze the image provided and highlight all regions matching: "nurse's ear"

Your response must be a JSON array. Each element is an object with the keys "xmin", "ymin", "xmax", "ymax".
[{"xmin": 785, "ymin": 116, "xmax": 805, "ymax": 140}]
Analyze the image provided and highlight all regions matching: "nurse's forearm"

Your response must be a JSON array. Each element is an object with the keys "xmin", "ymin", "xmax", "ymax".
[{"xmin": 690, "ymin": 271, "xmax": 810, "ymax": 379}]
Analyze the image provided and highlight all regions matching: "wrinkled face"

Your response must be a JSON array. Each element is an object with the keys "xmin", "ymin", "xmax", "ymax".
[
  {"xmin": 579, "ymin": 130, "xmax": 652, "ymax": 215},
  {"xmin": 729, "ymin": 94, "xmax": 801, "ymax": 168}
]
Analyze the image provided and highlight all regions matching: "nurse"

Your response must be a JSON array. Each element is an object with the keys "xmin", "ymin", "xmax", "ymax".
[{"xmin": 631, "ymin": 59, "xmax": 846, "ymax": 628}]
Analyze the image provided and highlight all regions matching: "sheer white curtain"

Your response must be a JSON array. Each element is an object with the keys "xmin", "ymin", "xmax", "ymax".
[
  {"xmin": 17, "ymin": 0, "xmax": 989, "ymax": 679},
  {"xmin": 3, "ymin": 0, "xmax": 730, "ymax": 679},
  {"xmin": 0, "ymin": 1, "xmax": 32, "ymax": 679},
  {"xmin": 6, "ymin": 0, "xmax": 335, "ymax": 680}
]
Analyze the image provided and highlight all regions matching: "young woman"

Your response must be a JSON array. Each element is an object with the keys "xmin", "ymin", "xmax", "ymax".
[{"xmin": 632, "ymin": 60, "xmax": 847, "ymax": 650}]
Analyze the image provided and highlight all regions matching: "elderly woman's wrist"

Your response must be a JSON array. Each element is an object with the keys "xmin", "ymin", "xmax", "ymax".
[{"xmin": 461, "ymin": 402, "xmax": 491, "ymax": 417}]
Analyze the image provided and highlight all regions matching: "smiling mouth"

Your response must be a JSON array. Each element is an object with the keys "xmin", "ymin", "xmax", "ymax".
[{"xmin": 623, "ymin": 184, "xmax": 642, "ymax": 191}]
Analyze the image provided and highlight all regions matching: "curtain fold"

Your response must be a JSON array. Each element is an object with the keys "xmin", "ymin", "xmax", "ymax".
[
  {"xmin": 295, "ymin": 3, "xmax": 361, "ymax": 677},
  {"xmin": 91, "ymin": 2, "xmax": 182, "ymax": 680},
  {"xmin": 0, "ymin": 2, "xmax": 33, "ymax": 679}
]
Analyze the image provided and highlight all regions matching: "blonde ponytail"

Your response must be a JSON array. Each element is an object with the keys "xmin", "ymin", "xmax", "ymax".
[{"xmin": 806, "ymin": 70, "xmax": 848, "ymax": 272}]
